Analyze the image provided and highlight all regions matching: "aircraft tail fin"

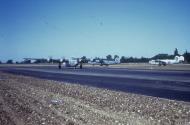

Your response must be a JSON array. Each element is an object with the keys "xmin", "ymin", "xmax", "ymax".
[
  {"xmin": 114, "ymin": 57, "xmax": 120, "ymax": 64},
  {"xmin": 175, "ymin": 56, "xmax": 179, "ymax": 61},
  {"xmin": 175, "ymin": 56, "xmax": 184, "ymax": 62}
]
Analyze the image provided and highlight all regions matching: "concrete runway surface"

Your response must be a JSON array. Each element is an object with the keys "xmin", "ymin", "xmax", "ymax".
[{"xmin": 1, "ymin": 65, "xmax": 190, "ymax": 102}]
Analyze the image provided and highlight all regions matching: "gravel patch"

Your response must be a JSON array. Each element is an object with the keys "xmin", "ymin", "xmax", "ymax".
[{"xmin": 0, "ymin": 72, "xmax": 190, "ymax": 125}]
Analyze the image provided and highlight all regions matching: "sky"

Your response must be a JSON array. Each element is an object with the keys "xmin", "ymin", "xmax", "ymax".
[{"xmin": 0, "ymin": 0, "xmax": 190, "ymax": 62}]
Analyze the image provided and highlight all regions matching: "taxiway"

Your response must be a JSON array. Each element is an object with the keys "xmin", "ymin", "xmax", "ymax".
[{"xmin": 1, "ymin": 65, "xmax": 190, "ymax": 102}]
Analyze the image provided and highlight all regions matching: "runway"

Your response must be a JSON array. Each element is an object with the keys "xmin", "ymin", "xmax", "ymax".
[{"xmin": 1, "ymin": 66, "xmax": 190, "ymax": 102}]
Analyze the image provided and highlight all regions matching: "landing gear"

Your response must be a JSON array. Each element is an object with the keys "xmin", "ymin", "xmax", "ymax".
[
  {"xmin": 80, "ymin": 64, "xmax": 82, "ymax": 69},
  {"xmin": 158, "ymin": 62, "xmax": 167, "ymax": 66},
  {"xmin": 58, "ymin": 62, "xmax": 62, "ymax": 69}
]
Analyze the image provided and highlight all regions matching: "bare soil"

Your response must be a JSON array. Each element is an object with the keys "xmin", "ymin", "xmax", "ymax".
[{"xmin": 0, "ymin": 72, "xmax": 190, "ymax": 125}]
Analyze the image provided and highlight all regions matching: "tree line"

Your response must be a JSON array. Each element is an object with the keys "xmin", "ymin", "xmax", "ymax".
[
  {"xmin": 1, "ymin": 48, "xmax": 190, "ymax": 64},
  {"xmin": 120, "ymin": 49, "xmax": 190, "ymax": 63}
]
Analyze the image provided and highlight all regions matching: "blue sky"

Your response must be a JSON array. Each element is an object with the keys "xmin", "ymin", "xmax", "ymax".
[{"xmin": 0, "ymin": 0, "xmax": 190, "ymax": 62}]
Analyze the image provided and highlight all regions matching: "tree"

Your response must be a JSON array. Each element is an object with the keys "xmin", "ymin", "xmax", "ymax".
[
  {"xmin": 48, "ymin": 56, "xmax": 53, "ymax": 63},
  {"xmin": 140, "ymin": 57, "xmax": 149, "ymax": 62},
  {"xmin": 106, "ymin": 55, "xmax": 112, "ymax": 60},
  {"xmin": 174, "ymin": 48, "xmax": 179, "ymax": 56},
  {"xmin": 0, "ymin": 61, "xmax": 2, "ymax": 64},
  {"xmin": 120, "ymin": 56, "xmax": 124, "ymax": 63},
  {"xmin": 151, "ymin": 54, "xmax": 174, "ymax": 60},
  {"xmin": 7, "ymin": 60, "xmax": 13, "ymax": 64},
  {"xmin": 120, "ymin": 56, "xmax": 149, "ymax": 63},
  {"xmin": 81, "ymin": 56, "xmax": 88, "ymax": 63},
  {"xmin": 34, "ymin": 59, "xmax": 48, "ymax": 64},
  {"xmin": 114, "ymin": 55, "xmax": 119, "ymax": 59},
  {"xmin": 183, "ymin": 50, "xmax": 190, "ymax": 63}
]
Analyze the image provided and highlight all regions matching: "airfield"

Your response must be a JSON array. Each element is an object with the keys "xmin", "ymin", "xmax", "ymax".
[
  {"xmin": 0, "ymin": 63, "xmax": 190, "ymax": 125},
  {"xmin": 0, "ymin": 63, "xmax": 190, "ymax": 102}
]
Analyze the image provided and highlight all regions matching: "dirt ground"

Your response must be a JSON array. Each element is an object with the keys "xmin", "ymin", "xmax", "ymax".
[{"xmin": 0, "ymin": 72, "xmax": 190, "ymax": 125}]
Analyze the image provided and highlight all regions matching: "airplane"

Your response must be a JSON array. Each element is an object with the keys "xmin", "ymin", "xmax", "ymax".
[
  {"xmin": 23, "ymin": 58, "xmax": 49, "ymax": 63},
  {"xmin": 23, "ymin": 57, "xmax": 83, "ymax": 69},
  {"xmin": 62, "ymin": 57, "xmax": 83, "ymax": 69},
  {"xmin": 89, "ymin": 57, "xmax": 120, "ymax": 66},
  {"xmin": 149, "ymin": 56, "xmax": 184, "ymax": 66},
  {"xmin": 88, "ymin": 59, "xmax": 102, "ymax": 65}
]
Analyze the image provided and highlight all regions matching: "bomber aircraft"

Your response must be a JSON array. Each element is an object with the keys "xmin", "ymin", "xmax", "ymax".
[
  {"xmin": 89, "ymin": 57, "xmax": 120, "ymax": 66},
  {"xmin": 62, "ymin": 57, "xmax": 83, "ymax": 69},
  {"xmin": 149, "ymin": 56, "xmax": 184, "ymax": 66}
]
